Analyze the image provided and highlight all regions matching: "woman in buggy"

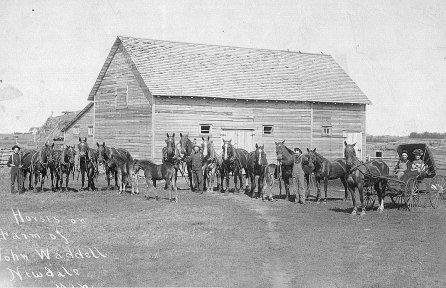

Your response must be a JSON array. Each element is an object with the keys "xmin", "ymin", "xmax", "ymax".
[{"xmin": 394, "ymin": 150, "xmax": 411, "ymax": 179}]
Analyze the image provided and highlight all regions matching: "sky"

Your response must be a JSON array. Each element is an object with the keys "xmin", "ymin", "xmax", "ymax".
[{"xmin": 0, "ymin": 0, "xmax": 445, "ymax": 136}]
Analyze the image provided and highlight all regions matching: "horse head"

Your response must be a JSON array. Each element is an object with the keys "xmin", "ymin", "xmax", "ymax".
[
  {"xmin": 64, "ymin": 145, "xmax": 76, "ymax": 165},
  {"xmin": 222, "ymin": 139, "xmax": 234, "ymax": 161},
  {"xmin": 344, "ymin": 141, "xmax": 357, "ymax": 169},
  {"xmin": 255, "ymin": 143, "xmax": 267, "ymax": 166},
  {"xmin": 78, "ymin": 137, "xmax": 90, "ymax": 158},
  {"xmin": 201, "ymin": 136, "xmax": 213, "ymax": 158},
  {"xmin": 179, "ymin": 133, "xmax": 192, "ymax": 156},
  {"xmin": 275, "ymin": 140, "xmax": 286, "ymax": 162},
  {"xmin": 42, "ymin": 142, "xmax": 55, "ymax": 164},
  {"xmin": 165, "ymin": 133, "xmax": 176, "ymax": 158},
  {"xmin": 303, "ymin": 148, "xmax": 318, "ymax": 171},
  {"xmin": 96, "ymin": 142, "xmax": 108, "ymax": 164}
]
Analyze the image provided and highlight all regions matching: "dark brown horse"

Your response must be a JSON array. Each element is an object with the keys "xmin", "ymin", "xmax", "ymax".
[
  {"xmin": 246, "ymin": 144, "xmax": 268, "ymax": 199},
  {"xmin": 22, "ymin": 143, "xmax": 54, "ymax": 192},
  {"xmin": 96, "ymin": 142, "xmax": 118, "ymax": 190},
  {"xmin": 130, "ymin": 159, "xmax": 177, "ymax": 202},
  {"xmin": 201, "ymin": 137, "xmax": 218, "ymax": 192},
  {"xmin": 78, "ymin": 138, "xmax": 98, "ymax": 191},
  {"xmin": 344, "ymin": 141, "xmax": 389, "ymax": 215},
  {"xmin": 275, "ymin": 141, "xmax": 294, "ymax": 201},
  {"xmin": 302, "ymin": 148, "xmax": 348, "ymax": 203},
  {"xmin": 221, "ymin": 139, "xmax": 249, "ymax": 193},
  {"xmin": 178, "ymin": 133, "xmax": 194, "ymax": 190},
  {"xmin": 20, "ymin": 143, "xmax": 54, "ymax": 192},
  {"xmin": 50, "ymin": 145, "xmax": 76, "ymax": 191},
  {"xmin": 97, "ymin": 142, "xmax": 132, "ymax": 194}
]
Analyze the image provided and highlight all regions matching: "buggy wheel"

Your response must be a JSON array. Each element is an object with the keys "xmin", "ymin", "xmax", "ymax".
[
  {"xmin": 405, "ymin": 178, "xmax": 419, "ymax": 211},
  {"xmin": 364, "ymin": 186, "xmax": 375, "ymax": 210},
  {"xmin": 429, "ymin": 175, "xmax": 446, "ymax": 209},
  {"xmin": 390, "ymin": 194, "xmax": 405, "ymax": 207}
]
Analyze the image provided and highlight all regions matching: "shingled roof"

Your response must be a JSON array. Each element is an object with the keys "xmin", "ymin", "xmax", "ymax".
[{"xmin": 88, "ymin": 36, "xmax": 371, "ymax": 104}]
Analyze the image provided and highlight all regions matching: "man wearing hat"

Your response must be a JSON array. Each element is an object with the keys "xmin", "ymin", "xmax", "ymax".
[
  {"xmin": 190, "ymin": 142, "xmax": 204, "ymax": 193},
  {"xmin": 411, "ymin": 149, "xmax": 426, "ymax": 173},
  {"xmin": 7, "ymin": 144, "xmax": 23, "ymax": 194},
  {"xmin": 292, "ymin": 147, "xmax": 306, "ymax": 204},
  {"xmin": 394, "ymin": 150, "xmax": 411, "ymax": 179}
]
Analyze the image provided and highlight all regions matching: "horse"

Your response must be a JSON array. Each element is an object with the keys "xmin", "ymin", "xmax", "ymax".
[
  {"xmin": 77, "ymin": 138, "xmax": 98, "ymax": 191},
  {"xmin": 96, "ymin": 143, "xmax": 118, "ymax": 190},
  {"xmin": 221, "ymin": 139, "xmax": 249, "ymax": 193},
  {"xmin": 178, "ymin": 133, "xmax": 194, "ymax": 190},
  {"xmin": 262, "ymin": 163, "xmax": 278, "ymax": 201},
  {"xmin": 20, "ymin": 143, "xmax": 54, "ymax": 192},
  {"xmin": 96, "ymin": 142, "xmax": 133, "ymax": 194},
  {"xmin": 301, "ymin": 148, "xmax": 349, "ymax": 203},
  {"xmin": 344, "ymin": 141, "xmax": 389, "ymax": 215},
  {"xmin": 201, "ymin": 136, "xmax": 218, "ymax": 192},
  {"xmin": 246, "ymin": 144, "xmax": 268, "ymax": 199},
  {"xmin": 50, "ymin": 145, "xmax": 76, "ymax": 191},
  {"xmin": 275, "ymin": 141, "xmax": 294, "ymax": 201},
  {"xmin": 130, "ymin": 159, "xmax": 177, "ymax": 202}
]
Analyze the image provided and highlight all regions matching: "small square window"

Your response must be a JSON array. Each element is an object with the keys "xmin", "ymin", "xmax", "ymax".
[
  {"xmin": 200, "ymin": 124, "xmax": 212, "ymax": 134},
  {"xmin": 263, "ymin": 126, "xmax": 273, "ymax": 135},
  {"xmin": 322, "ymin": 125, "xmax": 332, "ymax": 136},
  {"xmin": 88, "ymin": 126, "xmax": 93, "ymax": 136},
  {"xmin": 73, "ymin": 126, "xmax": 80, "ymax": 135}
]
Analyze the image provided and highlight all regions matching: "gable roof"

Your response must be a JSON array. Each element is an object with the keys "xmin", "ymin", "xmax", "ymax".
[
  {"xmin": 88, "ymin": 36, "xmax": 371, "ymax": 105},
  {"xmin": 61, "ymin": 102, "xmax": 94, "ymax": 132}
]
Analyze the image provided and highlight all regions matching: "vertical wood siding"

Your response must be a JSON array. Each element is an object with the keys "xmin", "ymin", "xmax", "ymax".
[
  {"xmin": 64, "ymin": 108, "xmax": 94, "ymax": 147},
  {"xmin": 311, "ymin": 103, "xmax": 366, "ymax": 160},
  {"xmin": 94, "ymin": 44, "xmax": 152, "ymax": 159}
]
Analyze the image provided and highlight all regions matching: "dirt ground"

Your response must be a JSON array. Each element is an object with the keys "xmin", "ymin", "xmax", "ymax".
[{"xmin": 0, "ymin": 169, "xmax": 445, "ymax": 288}]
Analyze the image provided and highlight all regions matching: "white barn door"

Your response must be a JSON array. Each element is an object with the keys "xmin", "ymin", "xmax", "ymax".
[
  {"xmin": 221, "ymin": 129, "xmax": 254, "ymax": 152},
  {"xmin": 343, "ymin": 132, "xmax": 363, "ymax": 160}
]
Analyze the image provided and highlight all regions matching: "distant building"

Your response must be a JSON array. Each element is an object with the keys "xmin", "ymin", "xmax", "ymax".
[{"xmin": 61, "ymin": 102, "xmax": 94, "ymax": 146}]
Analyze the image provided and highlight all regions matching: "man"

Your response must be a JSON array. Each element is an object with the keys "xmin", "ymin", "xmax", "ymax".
[
  {"xmin": 292, "ymin": 147, "xmax": 306, "ymax": 204},
  {"xmin": 190, "ymin": 143, "xmax": 204, "ymax": 193},
  {"xmin": 7, "ymin": 144, "xmax": 23, "ymax": 194},
  {"xmin": 411, "ymin": 149, "xmax": 426, "ymax": 173},
  {"xmin": 394, "ymin": 150, "xmax": 411, "ymax": 179}
]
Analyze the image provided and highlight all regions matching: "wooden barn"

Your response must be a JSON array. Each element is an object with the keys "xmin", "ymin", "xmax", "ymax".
[
  {"xmin": 61, "ymin": 102, "xmax": 94, "ymax": 146},
  {"xmin": 88, "ymin": 36, "xmax": 371, "ymax": 163}
]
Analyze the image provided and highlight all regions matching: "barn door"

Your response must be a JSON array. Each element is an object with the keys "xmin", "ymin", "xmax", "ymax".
[
  {"xmin": 343, "ymin": 132, "xmax": 363, "ymax": 160},
  {"xmin": 221, "ymin": 129, "xmax": 254, "ymax": 152}
]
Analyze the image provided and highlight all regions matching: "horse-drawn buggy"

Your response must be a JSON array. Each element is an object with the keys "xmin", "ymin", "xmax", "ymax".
[{"xmin": 364, "ymin": 143, "xmax": 445, "ymax": 211}]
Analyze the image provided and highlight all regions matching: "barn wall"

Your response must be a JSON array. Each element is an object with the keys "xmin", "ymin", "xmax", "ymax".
[
  {"xmin": 312, "ymin": 103, "xmax": 366, "ymax": 160},
  {"xmin": 64, "ymin": 107, "xmax": 94, "ymax": 147},
  {"xmin": 153, "ymin": 97, "xmax": 312, "ymax": 164},
  {"xmin": 94, "ymin": 43, "xmax": 152, "ymax": 159}
]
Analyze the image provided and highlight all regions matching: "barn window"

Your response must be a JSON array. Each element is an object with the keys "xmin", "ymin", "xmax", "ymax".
[
  {"xmin": 73, "ymin": 126, "xmax": 80, "ymax": 135},
  {"xmin": 115, "ymin": 85, "xmax": 128, "ymax": 110},
  {"xmin": 88, "ymin": 126, "xmax": 93, "ymax": 136},
  {"xmin": 200, "ymin": 124, "xmax": 212, "ymax": 134},
  {"xmin": 263, "ymin": 125, "xmax": 273, "ymax": 135},
  {"xmin": 322, "ymin": 125, "xmax": 332, "ymax": 136}
]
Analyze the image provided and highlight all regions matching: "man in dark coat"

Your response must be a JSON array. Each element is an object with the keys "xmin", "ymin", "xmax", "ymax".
[
  {"xmin": 7, "ymin": 144, "xmax": 23, "ymax": 194},
  {"xmin": 190, "ymin": 143, "xmax": 204, "ymax": 193}
]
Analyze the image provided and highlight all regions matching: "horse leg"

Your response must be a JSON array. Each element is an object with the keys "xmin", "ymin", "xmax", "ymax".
[
  {"xmin": 341, "ymin": 177, "xmax": 348, "ymax": 201},
  {"xmin": 304, "ymin": 173, "xmax": 311, "ymax": 200},
  {"xmin": 349, "ymin": 183, "xmax": 358, "ymax": 214},
  {"xmin": 258, "ymin": 174, "xmax": 264, "ymax": 200},
  {"xmin": 375, "ymin": 181, "xmax": 385, "ymax": 213},
  {"xmin": 250, "ymin": 173, "xmax": 256, "ymax": 198},
  {"xmin": 284, "ymin": 176, "xmax": 290, "ymax": 202},
  {"xmin": 323, "ymin": 177, "xmax": 328, "ymax": 203},
  {"xmin": 358, "ymin": 183, "xmax": 366, "ymax": 215}
]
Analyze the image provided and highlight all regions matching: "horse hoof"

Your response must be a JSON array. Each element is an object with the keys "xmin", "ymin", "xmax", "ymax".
[
  {"xmin": 358, "ymin": 211, "xmax": 366, "ymax": 216},
  {"xmin": 351, "ymin": 208, "xmax": 358, "ymax": 215}
]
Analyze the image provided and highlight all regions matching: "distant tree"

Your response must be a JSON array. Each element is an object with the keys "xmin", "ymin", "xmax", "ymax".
[{"xmin": 408, "ymin": 132, "xmax": 446, "ymax": 139}]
